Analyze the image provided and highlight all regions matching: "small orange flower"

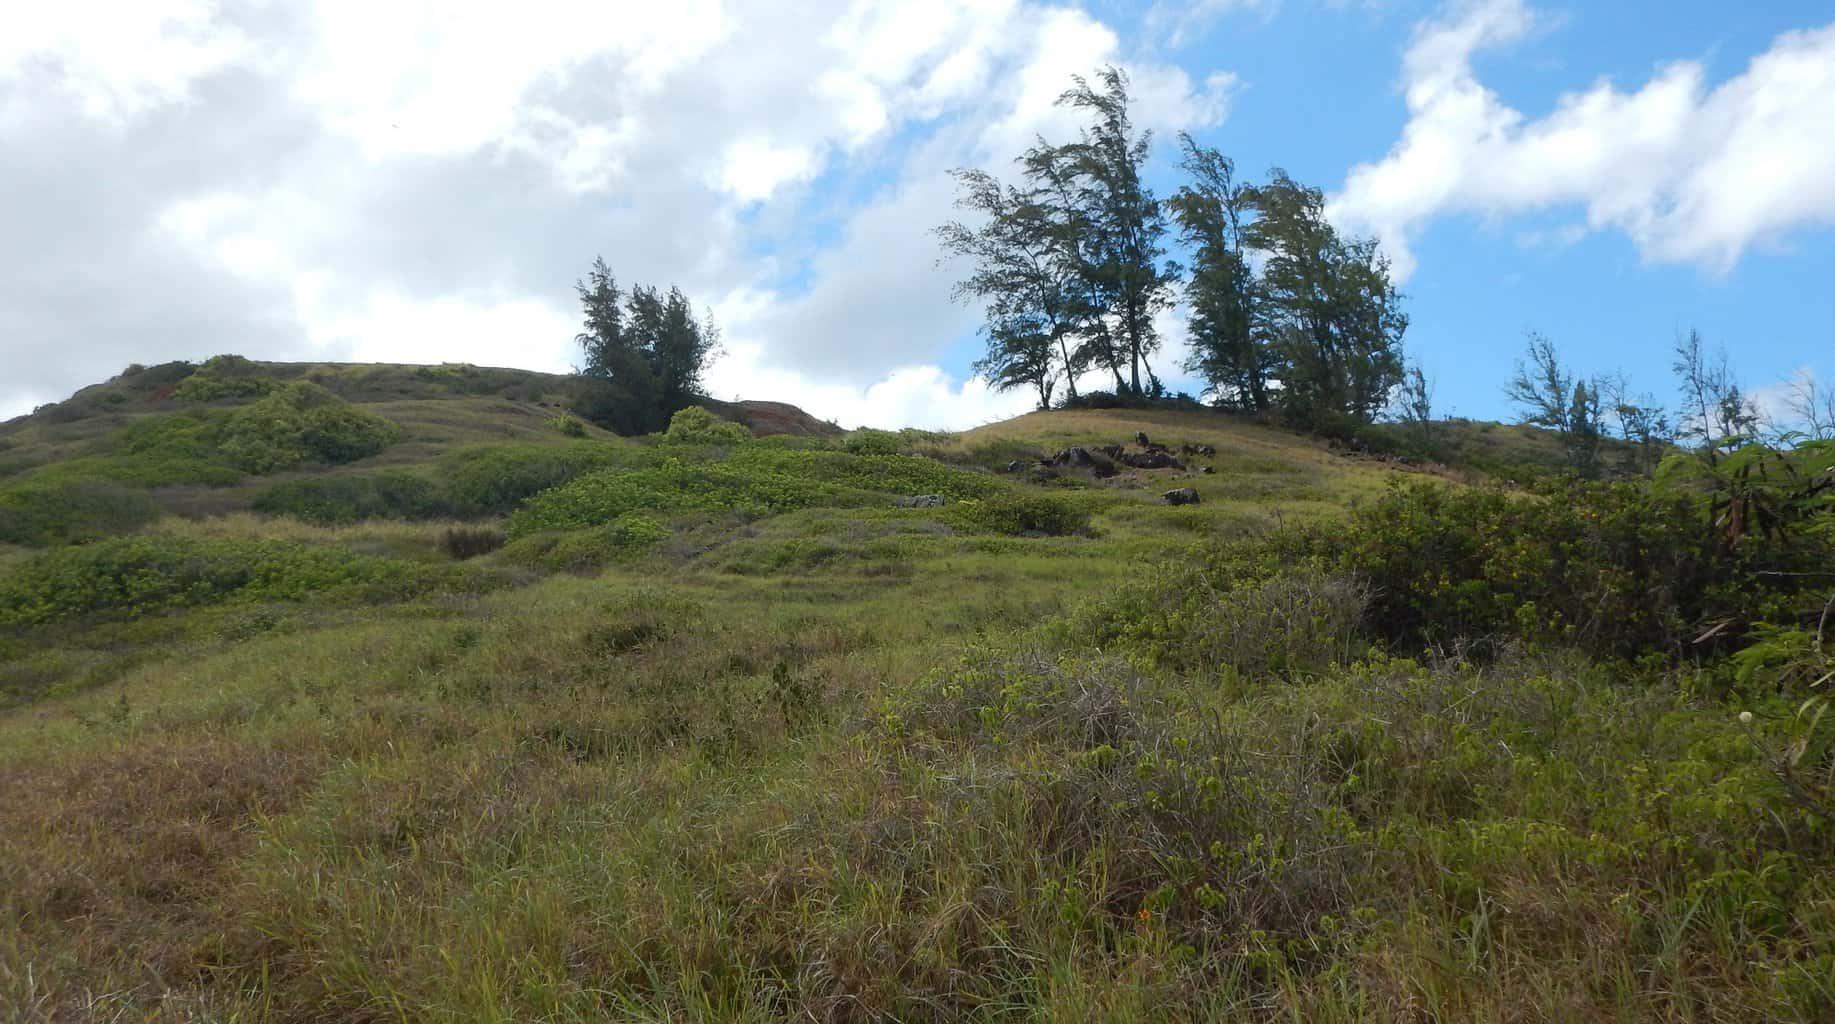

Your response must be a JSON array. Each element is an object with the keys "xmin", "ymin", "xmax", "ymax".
[{"xmin": 1137, "ymin": 908, "xmax": 1152, "ymax": 922}]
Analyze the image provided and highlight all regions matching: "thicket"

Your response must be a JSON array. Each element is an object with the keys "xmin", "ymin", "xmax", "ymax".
[
  {"xmin": 0, "ymin": 537, "xmax": 430, "ymax": 625},
  {"xmin": 0, "ymin": 477, "xmax": 161, "ymax": 545},
  {"xmin": 252, "ymin": 473, "xmax": 452, "ymax": 525}
]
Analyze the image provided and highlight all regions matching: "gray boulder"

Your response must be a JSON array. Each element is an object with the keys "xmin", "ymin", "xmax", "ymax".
[
  {"xmin": 895, "ymin": 494, "xmax": 947, "ymax": 508},
  {"xmin": 1162, "ymin": 487, "xmax": 1201, "ymax": 506}
]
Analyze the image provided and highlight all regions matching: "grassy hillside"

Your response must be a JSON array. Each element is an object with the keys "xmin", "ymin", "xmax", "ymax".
[{"xmin": 1, "ymin": 364, "xmax": 1829, "ymax": 1022}]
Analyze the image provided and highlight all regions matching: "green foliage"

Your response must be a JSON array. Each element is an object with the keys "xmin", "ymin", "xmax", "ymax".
[
  {"xmin": 944, "ymin": 493, "xmax": 1090, "ymax": 536},
  {"xmin": 508, "ymin": 445, "xmax": 1002, "ymax": 537},
  {"xmin": 438, "ymin": 443, "xmax": 639, "ymax": 517},
  {"xmin": 0, "ymin": 537, "xmax": 426, "ymax": 624},
  {"xmin": 215, "ymin": 383, "xmax": 401, "ymax": 472},
  {"xmin": 0, "ymin": 476, "xmax": 161, "ymax": 546},
  {"xmin": 661, "ymin": 406, "xmax": 750, "ymax": 446},
  {"xmin": 499, "ymin": 515, "xmax": 670, "ymax": 572},
  {"xmin": 572, "ymin": 258, "xmax": 720, "ymax": 434},
  {"xmin": 253, "ymin": 473, "xmax": 453, "ymax": 525},
  {"xmin": 547, "ymin": 413, "xmax": 588, "ymax": 438}
]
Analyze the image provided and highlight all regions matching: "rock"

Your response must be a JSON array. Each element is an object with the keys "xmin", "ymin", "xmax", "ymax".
[
  {"xmin": 895, "ymin": 494, "xmax": 946, "ymax": 508},
  {"xmin": 1119, "ymin": 449, "xmax": 1184, "ymax": 470},
  {"xmin": 1047, "ymin": 446, "xmax": 1117, "ymax": 478},
  {"xmin": 1094, "ymin": 444, "xmax": 1124, "ymax": 459},
  {"xmin": 1135, "ymin": 431, "xmax": 1151, "ymax": 447},
  {"xmin": 1162, "ymin": 487, "xmax": 1201, "ymax": 506},
  {"xmin": 1199, "ymin": 465, "xmax": 1215, "ymax": 474},
  {"xmin": 1005, "ymin": 459, "xmax": 1029, "ymax": 474},
  {"xmin": 1181, "ymin": 443, "xmax": 1216, "ymax": 456}
]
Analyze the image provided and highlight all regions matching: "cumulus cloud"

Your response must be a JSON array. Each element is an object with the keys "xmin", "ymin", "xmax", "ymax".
[
  {"xmin": 1331, "ymin": 0, "xmax": 1835, "ymax": 280},
  {"xmin": 0, "ymin": 0, "xmax": 1229, "ymax": 426}
]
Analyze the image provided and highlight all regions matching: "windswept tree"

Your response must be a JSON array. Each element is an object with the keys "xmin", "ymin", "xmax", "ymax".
[
  {"xmin": 1673, "ymin": 329, "xmax": 1759, "ymax": 459},
  {"xmin": 1050, "ymin": 66, "xmax": 1178, "ymax": 397},
  {"xmin": 936, "ymin": 169, "xmax": 1088, "ymax": 409},
  {"xmin": 1505, "ymin": 332, "xmax": 1603, "ymax": 475},
  {"xmin": 572, "ymin": 257, "xmax": 720, "ymax": 435},
  {"xmin": 1169, "ymin": 134, "xmax": 1264, "ymax": 412},
  {"xmin": 1243, "ymin": 170, "xmax": 1406, "ymax": 429}
]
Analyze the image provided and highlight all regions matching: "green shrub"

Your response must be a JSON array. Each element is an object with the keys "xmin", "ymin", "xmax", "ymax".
[
  {"xmin": 0, "ymin": 476, "xmax": 161, "ymax": 546},
  {"xmin": 943, "ymin": 493, "xmax": 1090, "ymax": 536},
  {"xmin": 663, "ymin": 406, "xmax": 751, "ymax": 446},
  {"xmin": 499, "ymin": 515, "xmax": 669, "ymax": 571},
  {"xmin": 253, "ymin": 473, "xmax": 453, "ymax": 524},
  {"xmin": 508, "ymin": 444, "xmax": 1004, "ymax": 537},
  {"xmin": 508, "ymin": 460, "xmax": 841, "ymax": 536},
  {"xmin": 439, "ymin": 443, "xmax": 639, "ymax": 517},
  {"xmin": 215, "ymin": 382, "xmax": 400, "ymax": 472},
  {"xmin": 171, "ymin": 354, "xmax": 282, "ymax": 402},
  {"xmin": 548, "ymin": 413, "xmax": 588, "ymax": 438},
  {"xmin": 0, "ymin": 536, "xmax": 425, "ymax": 624}
]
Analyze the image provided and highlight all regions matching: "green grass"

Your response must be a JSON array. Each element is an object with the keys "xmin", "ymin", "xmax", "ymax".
[{"xmin": 0, "ymin": 388, "xmax": 1828, "ymax": 1022}]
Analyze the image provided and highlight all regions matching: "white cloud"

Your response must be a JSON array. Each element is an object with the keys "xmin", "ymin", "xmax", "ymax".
[
  {"xmin": 0, "ymin": 1, "xmax": 1231, "ymax": 428},
  {"xmin": 0, "ymin": 1, "xmax": 256, "ymax": 124},
  {"xmin": 1331, "ymin": 0, "xmax": 1835, "ymax": 279}
]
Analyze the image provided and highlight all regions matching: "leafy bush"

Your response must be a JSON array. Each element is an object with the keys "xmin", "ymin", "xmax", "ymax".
[
  {"xmin": 944, "ymin": 493, "xmax": 1090, "ymax": 536},
  {"xmin": 215, "ymin": 382, "xmax": 400, "ymax": 472},
  {"xmin": 498, "ymin": 515, "xmax": 670, "ymax": 571},
  {"xmin": 548, "ymin": 413, "xmax": 588, "ymax": 438},
  {"xmin": 0, "ymin": 476, "xmax": 161, "ymax": 546},
  {"xmin": 663, "ymin": 406, "xmax": 751, "ymax": 446},
  {"xmin": 253, "ymin": 473, "xmax": 453, "ymax": 524},
  {"xmin": 507, "ymin": 446, "xmax": 1003, "ymax": 537},
  {"xmin": 0, "ymin": 537, "xmax": 425, "ymax": 624},
  {"xmin": 439, "ymin": 443, "xmax": 639, "ymax": 517},
  {"xmin": 508, "ymin": 460, "xmax": 841, "ymax": 536}
]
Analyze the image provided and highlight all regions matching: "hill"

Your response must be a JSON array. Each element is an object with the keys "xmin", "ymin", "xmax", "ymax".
[{"xmin": 0, "ymin": 361, "xmax": 1829, "ymax": 1021}]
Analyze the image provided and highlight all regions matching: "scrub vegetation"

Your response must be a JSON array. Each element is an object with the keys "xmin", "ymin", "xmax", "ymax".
[{"xmin": 0, "ymin": 354, "xmax": 1831, "ymax": 1023}]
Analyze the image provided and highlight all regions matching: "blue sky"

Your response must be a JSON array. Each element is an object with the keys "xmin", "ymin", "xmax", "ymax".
[
  {"xmin": 3, "ymin": 0, "xmax": 1832, "ymax": 428},
  {"xmin": 1077, "ymin": 0, "xmax": 1835, "ymax": 421}
]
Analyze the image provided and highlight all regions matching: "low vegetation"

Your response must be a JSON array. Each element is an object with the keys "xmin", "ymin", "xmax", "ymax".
[{"xmin": 0, "ymin": 363, "xmax": 1829, "ymax": 1021}]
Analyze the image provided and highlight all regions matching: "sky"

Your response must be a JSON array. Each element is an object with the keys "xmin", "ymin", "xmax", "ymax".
[{"xmin": 3, "ymin": 0, "xmax": 1832, "ymax": 429}]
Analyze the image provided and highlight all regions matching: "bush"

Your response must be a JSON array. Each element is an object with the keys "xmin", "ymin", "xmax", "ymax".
[
  {"xmin": 439, "ymin": 526, "xmax": 506, "ymax": 560},
  {"xmin": 0, "ymin": 537, "xmax": 425, "ymax": 624},
  {"xmin": 663, "ymin": 406, "xmax": 751, "ymax": 446},
  {"xmin": 944, "ymin": 493, "xmax": 1090, "ymax": 536},
  {"xmin": 215, "ymin": 382, "xmax": 400, "ymax": 472},
  {"xmin": 253, "ymin": 473, "xmax": 453, "ymax": 524},
  {"xmin": 439, "ymin": 443, "xmax": 638, "ymax": 517},
  {"xmin": 548, "ymin": 414, "xmax": 588, "ymax": 438},
  {"xmin": 507, "ymin": 446, "xmax": 1003, "ymax": 537},
  {"xmin": 171, "ymin": 354, "xmax": 282, "ymax": 402},
  {"xmin": 0, "ymin": 476, "xmax": 162, "ymax": 546},
  {"xmin": 498, "ymin": 515, "xmax": 669, "ymax": 571}
]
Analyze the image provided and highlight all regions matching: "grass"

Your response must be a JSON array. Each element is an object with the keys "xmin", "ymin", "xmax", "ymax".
[{"xmin": 0, "ymin": 392, "xmax": 1829, "ymax": 1022}]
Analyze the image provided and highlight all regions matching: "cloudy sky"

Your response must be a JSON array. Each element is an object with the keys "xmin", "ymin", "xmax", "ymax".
[{"xmin": 4, "ymin": 0, "xmax": 1832, "ymax": 428}]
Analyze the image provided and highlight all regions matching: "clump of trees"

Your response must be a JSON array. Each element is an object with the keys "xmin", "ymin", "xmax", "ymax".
[
  {"xmin": 1502, "ymin": 328, "xmax": 1780, "ymax": 477},
  {"xmin": 570, "ymin": 257, "xmax": 721, "ymax": 435},
  {"xmin": 938, "ymin": 66, "xmax": 1406, "ymax": 433}
]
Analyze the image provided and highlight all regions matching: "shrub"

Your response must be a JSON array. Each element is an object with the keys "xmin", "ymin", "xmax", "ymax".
[
  {"xmin": 943, "ymin": 493, "xmax": 1090, "ymax": 536},
  {"xmin": 171, "ymin": 354, "xmax": 282, "ymax": 402},
  {"xmin": 499, "ymin": 515, "xmax": 669, "ymax": 571},
  {"xmin": 215, "ymin": 382, "xmax": 400, "ymax": 472},
  {"xmin": 0, "ymin": 537, "xmax": 424, "ymax": 624},
  {"xmin": 0, "ymin": 476, "xmax": 161, "ymax": 546},
  {"xmin": 253, "ymin": 473, "xmax": 453, "ymax": 524},
  {"xmin": 548, "ymin": 414, "xmax": 588, "ymax": 438},
  {"xmin": 438, "ymin": 443, "xmax": 638, "ymax": 517},
  {"xmin": 663, "ymin": 406, "xmax": 752, "ymax": 446},
  {"xmin": 439, "ymin": 526, "xmax": 506, "ymax": 560}
]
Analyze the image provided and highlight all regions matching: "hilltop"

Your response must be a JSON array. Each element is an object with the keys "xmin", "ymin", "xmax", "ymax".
[{"xmin": 0, "ymin": 360, "xmax": 1829, "ymax": 1021}]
